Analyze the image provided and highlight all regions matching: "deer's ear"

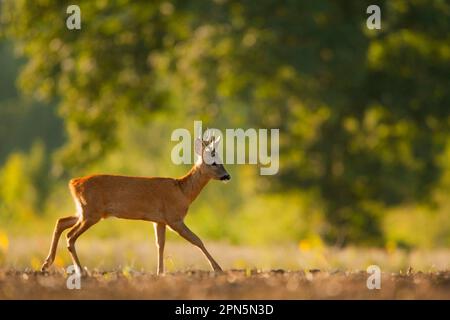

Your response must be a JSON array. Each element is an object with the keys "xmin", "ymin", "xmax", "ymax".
[
  {"xmin": 213, "ymin": 135, "xmax": 221, "ymax": 146},
  {"xmin": 194, "ymin": 138, "xmax": 203, "ymax": 156}
]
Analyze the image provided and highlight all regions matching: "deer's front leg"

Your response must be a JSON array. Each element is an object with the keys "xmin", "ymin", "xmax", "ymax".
[
  {"xmin": 169, "ymin": 221, "xmax": 222, "ymax": 272},
  {"xmin": 154, "ymin": 222, "xmax": 166, "ymax": 275}
]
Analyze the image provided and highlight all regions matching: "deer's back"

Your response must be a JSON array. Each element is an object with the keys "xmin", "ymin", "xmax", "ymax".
[{"xmin": 69, "ymin": 174, "xmax": 189, "ymax": 222}]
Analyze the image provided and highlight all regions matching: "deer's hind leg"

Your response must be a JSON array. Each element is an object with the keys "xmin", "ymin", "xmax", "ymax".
[
  {"xmin": 41, "ymin": 215, "xmax": 79, "ymax": 271},
  {"xmin": 66, "ymin": 216, "xmax": 100, "ymax": 274}
]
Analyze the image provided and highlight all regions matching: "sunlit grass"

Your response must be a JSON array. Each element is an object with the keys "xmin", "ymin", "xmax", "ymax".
[{"xmin": 1, "ymin": 236, "xmax": 449, "ymax": 273}]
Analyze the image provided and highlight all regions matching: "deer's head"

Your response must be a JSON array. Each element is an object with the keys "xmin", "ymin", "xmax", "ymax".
[{"xmin": 194, "ymin": 132, "xmax": 231, "ymax": 182}]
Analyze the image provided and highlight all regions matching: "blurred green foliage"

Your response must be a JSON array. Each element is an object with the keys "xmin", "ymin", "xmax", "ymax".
[{"xmin": 0, "ymin": 0, "xmax": 449, "ymax": 247}]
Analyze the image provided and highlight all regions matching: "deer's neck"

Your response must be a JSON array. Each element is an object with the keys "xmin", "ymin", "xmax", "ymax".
[{"xmin": 178, "ymin": 164, "xmax": 211, "ymax": 203}]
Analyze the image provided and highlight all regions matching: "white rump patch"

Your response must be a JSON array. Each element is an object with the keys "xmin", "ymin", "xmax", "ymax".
[{"xmin": 74, "ymin": 198, "xmax": 83, "ymax": 217}]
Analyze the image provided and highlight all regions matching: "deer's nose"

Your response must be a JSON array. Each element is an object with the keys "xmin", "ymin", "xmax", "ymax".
[{"xmin": 220, "ymin": 174, "xmax": 231, "ymax": 181}]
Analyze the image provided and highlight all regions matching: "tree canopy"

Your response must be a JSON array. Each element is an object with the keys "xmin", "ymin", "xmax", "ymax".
[{"xmin": 2, "ymin": 0, "xmax": 449, "ymax": 244}]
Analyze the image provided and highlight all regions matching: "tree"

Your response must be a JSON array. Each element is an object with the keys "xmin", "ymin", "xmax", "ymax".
[{"xmin": 2, "ymin": 0, "xmax": 449, "ymax": 244}]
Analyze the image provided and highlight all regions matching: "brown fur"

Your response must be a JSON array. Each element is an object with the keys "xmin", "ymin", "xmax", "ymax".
[{"xmin": 41, "ymin": 137, "xmax": 230, "ymax": 275}]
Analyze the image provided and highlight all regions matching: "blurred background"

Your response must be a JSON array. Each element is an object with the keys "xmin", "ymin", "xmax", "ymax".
[{"xmin": 0, "ymin": 0, "xmax": 449, "ymax": 271}]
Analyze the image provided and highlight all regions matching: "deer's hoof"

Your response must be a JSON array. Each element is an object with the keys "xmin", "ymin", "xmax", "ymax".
[
  {"xmin": 80, "ymin": 266, "xmax": 90, "ymax": 278},
  {"xmin": 213, "ymin": 267, "xmax": 224, "ymax": 273},
  {"xmin": 40, "ymin": 260, "xmax": 51, "ymax": 272}
]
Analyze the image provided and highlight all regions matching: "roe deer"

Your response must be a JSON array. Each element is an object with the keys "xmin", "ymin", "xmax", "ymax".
[{"xmin": 41, "ymin": 134, "xmax": 230, "ymax": 275}]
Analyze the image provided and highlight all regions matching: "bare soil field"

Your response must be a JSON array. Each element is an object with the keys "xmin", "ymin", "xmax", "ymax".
[
  {"xmin": 1, "ymin": 269, "xmax": 449, "ymax": 299},
  {"xmin": 1, "ymin": 238, "xmax": 449, "ymax": 299}
]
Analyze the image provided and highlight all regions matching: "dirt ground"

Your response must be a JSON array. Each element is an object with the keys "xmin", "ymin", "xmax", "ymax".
[
  {"xmin": 1, "ymin": 269, "xmax": 449, "ymax": 299},
  {"xmin": 1, "ymin": 238, "xmax": 449, "ymax": 299}
]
